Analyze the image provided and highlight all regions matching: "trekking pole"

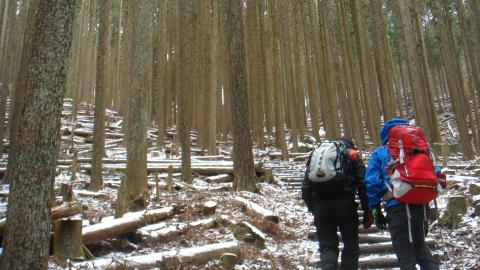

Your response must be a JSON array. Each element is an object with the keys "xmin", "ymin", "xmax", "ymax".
[{"xmin": 433, "ymin": 199, "xmax": 449, "ymax": 269}]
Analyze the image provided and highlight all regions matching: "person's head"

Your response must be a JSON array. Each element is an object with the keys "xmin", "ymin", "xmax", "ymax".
[
  {"xmin": 339, "ymin": 137, "xmax": 355, "ymax": 149},
  {"xmin": 380, "ymin": 118, "xmax": 408, "ymax": 145}
]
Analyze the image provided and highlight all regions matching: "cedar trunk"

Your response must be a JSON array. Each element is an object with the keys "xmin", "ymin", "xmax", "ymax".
[{"xmin": 1, "ymin": 1, "xmax": 74, "ymax": 269}]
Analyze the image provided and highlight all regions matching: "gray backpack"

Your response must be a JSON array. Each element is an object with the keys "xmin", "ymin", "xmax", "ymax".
[{"xmin": 308, "ymin": 141, "xmax": 346, "ymax": 183}]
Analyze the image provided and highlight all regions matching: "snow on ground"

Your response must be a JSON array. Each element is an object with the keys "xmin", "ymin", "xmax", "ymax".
[{"xmin": 0, "ymin": 100, "xmax": 478, "ymax": 269}]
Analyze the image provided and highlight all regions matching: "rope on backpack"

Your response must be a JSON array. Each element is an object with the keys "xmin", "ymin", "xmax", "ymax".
[{"xmin": 405, "ymin": 204, "xmax": 413, "ymax": 243}]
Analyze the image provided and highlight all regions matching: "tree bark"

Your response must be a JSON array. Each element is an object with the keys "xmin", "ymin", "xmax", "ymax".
[
  {"xmin": 227, "ymin": 0, "xmax": 258, "ymax": 192},
  {"xmin": 117, "ymin": 0, "xmax": 152, "ymax": 215},
  {"xmin": 90, "ymin": 0, "xmax": 112, "ymax": 191},
  {"xmin": 1, "ymin": 1, "xmax": 74, "ymax": 269},
  {"xmin": 177, "ymin": 0, "xmax": 193, "ymax": 183}
]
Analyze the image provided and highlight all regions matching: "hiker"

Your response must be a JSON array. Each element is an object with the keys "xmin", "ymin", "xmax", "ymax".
[
  {"xmin": 302, "ymin": 138, "xmax": 372, "ymax": 270},
  {"xmin": 365, "ymin": 118, "xmax": 446, "ymax": 270}
]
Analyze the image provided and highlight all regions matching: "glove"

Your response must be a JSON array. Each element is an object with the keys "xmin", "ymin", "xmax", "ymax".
[
  {"xmin": 371, "ymin": 205, "xmax": 387, "ymax": 230},
  {"xmin": 362, "ymin": 208, "xmax": 373, "ymax": 229},
  {"xmin": 437, "ymin": 172, "xmax": 447, "ymax": 189}
]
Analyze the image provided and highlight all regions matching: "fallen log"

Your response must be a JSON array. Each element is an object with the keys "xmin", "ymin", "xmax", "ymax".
[
  {"xmin": 79, "ymin": 241, "xmax": 240, "ymax": 268},
  {"xmin": 358, "ymin": 256, "xmax": 398, "ymax": 268},
  {"xmin": 233, "ymin": 196, "xmax": 279, "ymax": 223},
  {"xmin": 62, "ymin": 128, "xmax": 124, "ymax": 139},
  {"xmin": 139, "ymin": 218, "xmax": 217, "ymax": 242},
  {"xmin": 82, "ymin": 207, "xmax": 174, "ymax": 245},
  {"xmin": 81, "ymin": 163, "xmax": 265, "ymax": 176},
  {"xmin": 51, "ymin": 201, "xmax": 83, "ymax": 220},
  {"xmin": 233, "ymin": 221, "xmax": 267, "ymax": 248},
  {"xmin": 192, "ymin": 155, "xmax": 228, "ymax": 161},
  {"xmin": 358, "ymin": 240, "xmax": 435, "ymax": 255},
  {"xmin": 308, "ymin": 231, "xmax": 391, "ymax": 243},
  {"xmin": 75, "ymin": 190, "xmax": 110, "ymax": 200},
  {"xmin": 205, "ymin": 174, "xmax": 233, "ymax": 184}
]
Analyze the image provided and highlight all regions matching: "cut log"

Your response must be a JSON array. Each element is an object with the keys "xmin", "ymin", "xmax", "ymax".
[
  {"xmin": 140, "ymin": 218, "xmax": 217, "ymax": 242},
  {"xmin": 205, "ymin": 174, "xmax": 233, "ymax": 184},
  {"xmin": 75, "ymin": 190, "xmax": 110, "ymax": 200},
  {"xmin": 82, "ymin": 207, "xmax": 174, "ymax": 245},
  {"xmin": 80, "ymin": 241, "xmax": 240, "ymax": 268},
  {"xmin": 308, "ymin": 230, "xmax": 392, "ymax": 243},
  {"xmin": 192, "ymin": 155, "xmax": 228, "ymax": 161},
  {"xmin": 80, "ymin": 162, "xmax": 265, "ymax": 176},
  {"xmin": 233, "ymin": 196, "xmax": 279, "ymax": 223},
  {"xmin": 293, "ymin": 155, "xmax": 310, "ymax": 162},
  {"xmin": 51, "ymin": 201, "xmax": 83, "ymax": 220},
  {"xmin": 233, "ymin": 221, "xmax": 266, "ymax": 248},
  {"xmin": 358, "ymin": 240, "xmax": 435, "ymax": 255},
  {"xmin": 62, "ymin": 128, "xmax": 124, "ymax": 139},
  {"xmin": 358, "ymin": 256, "xmax": 398, "ymax": 268}
]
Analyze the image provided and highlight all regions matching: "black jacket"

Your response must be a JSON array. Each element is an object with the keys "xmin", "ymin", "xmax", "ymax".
[{"xmin": 301, "ymin": 144, "xmax": 369, "ymax": 212}]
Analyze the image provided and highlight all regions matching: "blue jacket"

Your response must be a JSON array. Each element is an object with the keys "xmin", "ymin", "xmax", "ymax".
[{"xmin": 365, "ymin": 118, "xmax": 408, "ymax": 210}]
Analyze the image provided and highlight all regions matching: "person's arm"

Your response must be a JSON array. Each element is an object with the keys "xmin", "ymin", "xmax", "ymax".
[
  {"xmin": 365, "ymin": 148, "xmax": 387, "ymax": 208},
  {"xmin": 353, "ymin": 154, "xmax": 369, "ymax": 211},
  {"xmin": 301, "ymin": 153, "xmax": 314, "ymax": 212}
]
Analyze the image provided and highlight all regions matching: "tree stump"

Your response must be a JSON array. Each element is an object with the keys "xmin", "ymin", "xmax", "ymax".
[
  {"xmin": 53, "ymin": 219, "xmax": 84, "ymax": 260},
  {"xmin": 58, "ymin": 182, "xmax": 73, "ymax": 202},
  {"xmin": 441, "ymin": 195, "xmax": 468, "ymax": 228},
  {"xmin": 202, "ymin": 201, "xmax": 217, "ymax": 216},
  {"xmin": 71, "ymin": 148, "xmax": 78, "ymax": 182},
  {"xmin": 469, "ymin": 183, "xmax": 480, "ymax": 196},
  {"xmin": 167, "ymin": 165, "xmax": 174, "ymax": 192},
  {"xmin": 221, "ymin": 253, "xmax": 238, "ymax": 269}
]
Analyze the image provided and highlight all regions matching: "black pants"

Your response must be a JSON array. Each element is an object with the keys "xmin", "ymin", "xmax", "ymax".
[
  {"xmin": 313, "ymin": 193, "xmax": 359, "ymax": 270},
  {"xmin": 386, "ymin": 204, "xmax": 440, "ymax": 270}
]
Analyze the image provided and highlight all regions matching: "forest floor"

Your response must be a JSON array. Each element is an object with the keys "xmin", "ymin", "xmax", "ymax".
[{"xmin": 0, "ymin": 100, "xmax": 479, "ymax": 269}]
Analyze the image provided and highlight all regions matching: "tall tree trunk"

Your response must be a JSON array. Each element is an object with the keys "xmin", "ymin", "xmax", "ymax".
[
  {"xmin": 4, "ymin": 0, "xmax": 41, "ymax": 184},
  {"xmin": 178, "ymin": 0, "xmax": 192, "ymax": 182},
  {"xmin": 397, "ymin": 0, "xmax": 433, "ymax": 142},
  {"xmin": 280, "ymin": 1, "xmax": 298, "ymax": 151},
  {"xmin": 430, "ymin": 0, "xmax": 475, "ymax": 159},
  {"xmin": 227, "ymin": 0, "xmax": 258, "ymax": 192},
  {"xmin": 338, "ymin": 0, "xmax": 363, "ymax": 147},
  {"xmin": 411, "ymin": 0, "xmax": 440, "ymax": 142},
  {"xmin": 207, "ymin": 0, "xmax": 219, "ymax": 154},
  {"xmin": 300, "ymin": 0, "xmax": 320, "ymax": 142},
  {"xmin": 370, "ymin": 0, "xmax": 395, "ymax": 119},
  {"xmin": 0, "ymin": 0, "xmax": 17, "ymax": 157},
  {"xmin": 154, "ymin": 0, "xmax": 167, "ymax": 147},
  {"xmin": 1, "ymin": 1, "xmax": 74, "ymax": 268},
  {"xmin": 268, "ymin": 0, "xmax": 288, "ymax": 159},
  {"xmin": 318, "ymin": 0, "xmax": 341, "ymax": 139},
  {"xmin": 351, "ymin": 0, "xmax": 381, "ymax": 146},
  {"xmin": 90, "ymin": 0, "xmax": 111, "ymax": 191},
  {"xmin": 117, "ymin": 0, "xmax": 153, "ymax": 215}
]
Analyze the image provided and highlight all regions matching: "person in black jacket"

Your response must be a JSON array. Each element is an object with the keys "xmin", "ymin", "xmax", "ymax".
[{"xmin": 302, "ymin": 138, "xmax": 372, "ymax": 270}]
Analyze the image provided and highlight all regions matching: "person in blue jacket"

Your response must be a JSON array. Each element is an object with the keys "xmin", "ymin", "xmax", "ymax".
[{"xmin": 365, "ymin": 118, "xmax": 441, "ymax": 270}]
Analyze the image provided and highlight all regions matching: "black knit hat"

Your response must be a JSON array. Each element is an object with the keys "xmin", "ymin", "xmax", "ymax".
[{"xmin": 339, "ymin": 137, "xmax": 355, "ymax": 149}]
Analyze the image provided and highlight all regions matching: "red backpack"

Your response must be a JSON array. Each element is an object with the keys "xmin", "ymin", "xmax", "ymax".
[{"xmin": 385, "ymin": 125, "xmax": 438, "ymax": 204}]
